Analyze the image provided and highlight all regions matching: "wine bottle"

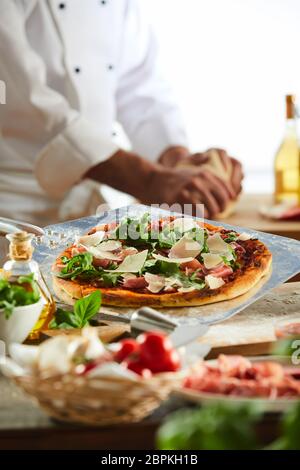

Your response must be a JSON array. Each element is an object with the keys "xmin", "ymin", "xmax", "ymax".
[{"xmin": 274, "ymin": 95, "xmax": 300, "ymax": 204}]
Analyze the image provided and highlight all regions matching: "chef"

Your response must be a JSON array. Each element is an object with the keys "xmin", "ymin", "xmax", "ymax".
[{"xmin": 0, "ymin": 0, "xmax": 243, "ymax": 226}]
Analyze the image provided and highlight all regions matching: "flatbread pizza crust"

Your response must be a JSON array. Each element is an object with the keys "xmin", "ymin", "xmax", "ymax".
[{"xmin": 52, "ymin": 233, "xmax": 272, "ymax": 308}]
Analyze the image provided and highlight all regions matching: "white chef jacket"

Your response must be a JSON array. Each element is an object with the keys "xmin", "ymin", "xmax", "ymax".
[{"xmin": 0, "ymin": 0, "xmax": 188, "ymax": 226}]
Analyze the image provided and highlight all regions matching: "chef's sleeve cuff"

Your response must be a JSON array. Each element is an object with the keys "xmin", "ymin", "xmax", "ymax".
[{"xmin": 35, "ymin": 116, "xmax": 119, "ymax": 198}]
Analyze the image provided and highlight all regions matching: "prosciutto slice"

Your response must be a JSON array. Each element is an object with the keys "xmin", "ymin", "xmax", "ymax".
[{"xmin": 184, "ymin": 355, "xmax": 300, "ymax": 399}]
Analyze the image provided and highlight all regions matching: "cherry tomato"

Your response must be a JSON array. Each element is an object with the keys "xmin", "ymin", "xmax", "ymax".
[
  {"xmin": 145, "ymin": 349, "xmax": 181, "ymax": 373},
  {"xmin": 138, "ymin": 332, "xmax": 181, "ymax": 373},
  {"xmin": 160, "ymin": 349, "xmax": 181, "ymax": 372},
  {"xmin": 114, "ymin": 338, "xmax": 139, "ymax": 363},
  {"xmin": 139, "ymin": 332, "xmax": 172, "ymax": 362},
  {"xmin": 124, "ymin": 359, "xmax": 152, "ymax": 378}
]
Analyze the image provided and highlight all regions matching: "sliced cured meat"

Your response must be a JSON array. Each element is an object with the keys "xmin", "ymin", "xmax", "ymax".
[
  {"xmin": 183, "ymin": 355, "xmax": 300, "ymax": 399},
  {"xmin": 180, "ymin": 259, "xmax": 203, "ymax": 271},
  {"xmin": 217, "ymin": 354, "xmax": 252, "ymax": 377},
  {"xmin": 122, "ymin": 276, "xmax": 148, "ymax": 290},
  {"xmin": 209, "ymin": 265, "xmax": 233, "ymax": 278},
  {"xmin": 92, "ymin": 258, "xmax": 111, "ymax": 268}
]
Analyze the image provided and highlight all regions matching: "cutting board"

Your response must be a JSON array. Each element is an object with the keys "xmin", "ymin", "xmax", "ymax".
[
  {"xmin": 43, "ymin": 282, "xmax": 300, "ymax": 356},
  {"xmin": 42, "ymin": 322, "xmax": 130, "ymax": 344}
]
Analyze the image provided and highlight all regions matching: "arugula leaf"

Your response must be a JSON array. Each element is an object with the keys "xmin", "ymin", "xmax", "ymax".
[
  {"xmin": 99, "ymin": 271, "xmax": 121, "ymax": 287},
  {"xmin": 157, "ymin": 229, "xmax": 179, "ymax": 249},
  {"xmin": 49, "ymin": 291, "xmax": 102, "ymax": 329},
  {"xmin": 142, "ymin": 258, "xmax": 158, "ymax": 271},
  {"xmin": 0, "ymin": 278, "xmax": 9, "ymax": 292},
  {"xmin": 0, "ymin": 274, "xmax": 41, "ymax": 319},
  {"xmin": 60, "ymin": 255, "xmax": 70, "ymax": 264},
  {"xmin": 185, "ymin": 271, "xmax": 206, "ymax": 290},
  {"xmin": 113, "ymin": 213, "xmax": 151, "ymax": 244},
  {"xmin": 18, "ymin": 274, "xmax": 40, "ymax": 302},
  {"xmin": 224, "ymin": 231, "xmax": 238, "ymax": 243},
  {"xmin": 57, "ymin": 252, "xmax": 98, "ymax": 280}
]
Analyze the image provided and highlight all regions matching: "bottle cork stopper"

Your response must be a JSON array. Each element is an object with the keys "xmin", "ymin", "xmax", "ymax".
[
  {"xmin": 286, "ymin": 94, "xmax": 296, "ymax": 119},
  {"xmin": 6, "ymin": 231, "xmax": 34, "ymax": 261}
]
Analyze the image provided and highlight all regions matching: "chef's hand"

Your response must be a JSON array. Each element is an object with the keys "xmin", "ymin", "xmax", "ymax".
[
  {"xmin": 159, "ymin": 146, "xmax": 243, "ymax": 198},
  {"xmin": 148, "ymin": 165, "xmax": 236, "ymax": 217},
  {"xmin": 85, "ymin": 150, "xmax": 234, "ymax": 218}
]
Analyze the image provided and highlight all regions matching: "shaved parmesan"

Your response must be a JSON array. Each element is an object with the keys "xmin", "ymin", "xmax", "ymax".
[
  {"xmin": 78, "ymin": 232, "xmax": 122, "ymax": 261},
  {"xmin": 85, "ymin": 245, "xmax": 121, "ymax": 261},
  {"xmin": 144, "ymin": 273, "xmax": 165, "ymax": 293},
  {"xmin": 206, "ymin": 232, "xmax": 234, "ymax": 262},
  {"xmin": 164, "ymin": 277, "xmax": 183, "ymax": 291},
  {"xmin": 170, "ymin": 217, "xmax": 199, "ymax": 233},
  {"xmin": 207, "ymin": 233, "xmax": 230, "ymax": 254},
  {"xmin": 169, "ymin": 234, "xmax": 203, "ymax": 260},
  {"xmin": 76, "ymin": 231, "xmax": 105, "ymax": 247},
  {"xmin": 98, "ymin": 240, "xmax": 122, "ymax": 251},
  {"xmin": 201, "ymin": 253, "xmax": 223, "ymax": 269},
  {"xmin": 106, "ymin": 250, "xmax": 148, "ymax": 273},
  {"xmin": 237, "ymin": 232, "xmax": 252, "ymax": 241},
  {"xmin": 152, "ymin": 253, "xmax": 194, "ymax": 264},
  {"xmin": 121, "ymin": 273, "xmax": 137, "ymax": 281},
  {"xmin": 144, "ymin": 273, "xmax": 184, "ymax": 293},
  {"xmin": 205, "ymin": 274, "xmax": 225, "ymax": 289}
]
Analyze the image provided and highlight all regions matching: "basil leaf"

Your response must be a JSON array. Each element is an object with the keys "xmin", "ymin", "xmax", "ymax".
[
  {"xmin": 73, "ymin": 290, "xmax": 102, "ymax": 328},
  {"xmin": 49, "ymin": 312, "xmax": 79, "ymax": 329},
  {"xmin": 49, "ymin": 291, "xmax": 102, "ymax": 329}
]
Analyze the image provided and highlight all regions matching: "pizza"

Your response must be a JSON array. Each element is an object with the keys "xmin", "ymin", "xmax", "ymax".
[{"xmin": 52, "ymin": 213, "xmax": 272, "ymax": 308}]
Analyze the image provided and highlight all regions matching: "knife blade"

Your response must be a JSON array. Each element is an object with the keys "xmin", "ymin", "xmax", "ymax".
[{"xmin": 169, "ymin": 322, "xmax": 209, "ymax": 348}]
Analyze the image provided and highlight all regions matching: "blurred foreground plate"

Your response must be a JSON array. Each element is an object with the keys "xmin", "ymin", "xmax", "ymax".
[{"xmin": 174, "ymin": 356, "xmax": 300, "ymax": 413}]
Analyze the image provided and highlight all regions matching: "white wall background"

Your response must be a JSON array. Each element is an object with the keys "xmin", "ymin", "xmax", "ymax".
[{"xmin": 141, "ymin": 0, "xmax": 300, "ymax": 192}]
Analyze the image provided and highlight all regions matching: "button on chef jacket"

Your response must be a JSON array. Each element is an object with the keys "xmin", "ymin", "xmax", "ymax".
[{"xmin": 0, "ymin": 0, "xmax": 188, "ymax": 225}]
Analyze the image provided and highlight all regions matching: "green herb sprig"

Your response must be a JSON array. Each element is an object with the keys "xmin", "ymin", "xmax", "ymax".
[
  {"xmin": 49, "ymin": 291, "xmax": 101, "ymax": 329},
  {"xmin": 0, "ymin": 274, "xmax": 40, "ymax": 319}
]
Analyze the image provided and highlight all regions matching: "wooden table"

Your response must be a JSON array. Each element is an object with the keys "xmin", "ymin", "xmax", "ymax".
[
  {"xmin": 225, "ymin": 194, "xmax": 300, "ymax": 282},
  {"xmin": 225, "ymin": 193, "xmax": 300, "ymax": 240},
  {"xmin": 1, "ymin": 282, "xmax": 299, "ymax": 450}
]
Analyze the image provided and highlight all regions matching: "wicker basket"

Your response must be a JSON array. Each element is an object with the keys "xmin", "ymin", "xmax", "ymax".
[{"xmin": 14, "ymin": 370, "xmax": 186, "ymax": 426}]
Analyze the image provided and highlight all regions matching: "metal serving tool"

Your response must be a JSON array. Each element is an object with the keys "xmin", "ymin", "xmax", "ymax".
[{"xmin": 56, "ymin": 302, "xmax": 209, "ymax": 344}]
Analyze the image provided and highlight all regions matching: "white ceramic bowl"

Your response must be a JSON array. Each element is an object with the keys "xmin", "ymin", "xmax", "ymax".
[{"xmin": 0, "ymin": 297, "xmax": 44, "ymax": 345}]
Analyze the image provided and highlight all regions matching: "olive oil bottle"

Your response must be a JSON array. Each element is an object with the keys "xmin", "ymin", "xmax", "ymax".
[
  {"xmin": 3, "ymin": 231, "xmax": 55, "ymax": 340},
  {"xmin": 274, "ymin": 95, "xmax": 300, "ymax": 204}
]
